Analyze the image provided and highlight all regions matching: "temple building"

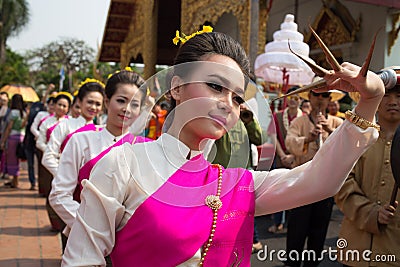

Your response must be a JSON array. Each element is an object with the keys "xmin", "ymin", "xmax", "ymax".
[{"xmin": 98, "ymin": 0, "xmax": 400, "ymax": 79}]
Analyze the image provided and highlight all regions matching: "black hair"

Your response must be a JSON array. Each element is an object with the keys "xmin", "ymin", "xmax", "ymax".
[
  {"xmin": 169, "ymin": 31, "xmax": 250, "ymax": 110},
  {"xmin": 10, "ymin": 94, "xmax": 25, "ymax": 117},
  {"xmin": 174, "ymin": 32, "xmax": 249, "ymax": 76},
  {"xmin": 76, "ymin": 82, "xmax": 105, "ymax": 102},
  {"xmin": 105, "ymin": 70, "xmax": 146, "ymax": 104},
  {"xmin": 47, "ymin": 96, "xmax": 56, "ymax": 104},
  {"xmin": 54, "ymin": 94, "xmax": 72, "ymax": 109}
]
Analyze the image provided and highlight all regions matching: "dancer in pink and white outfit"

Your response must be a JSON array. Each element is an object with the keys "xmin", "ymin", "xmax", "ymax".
[{"xmin": 63, "ymin": 29, "xmax": 384, "ymax": 267}]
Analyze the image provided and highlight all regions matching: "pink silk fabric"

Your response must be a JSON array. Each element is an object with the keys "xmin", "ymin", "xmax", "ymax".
[
  {"xmin": 60, "ymin": 123, "xmax": 100, "ymax": 153},
  {"xmin": 73, "ymin": 134, "xmax": 151, "ymax": 202},
  {"xmin": 110, "ymin": 154, "xmax": 255, "ymax": 266},
  {"xmin": 38, "ymin": 113, "xmax": 54, "ymax": 129},
  {"xmin": 45, "ymin": 116, "xmax": 69, "ymax": 142}
]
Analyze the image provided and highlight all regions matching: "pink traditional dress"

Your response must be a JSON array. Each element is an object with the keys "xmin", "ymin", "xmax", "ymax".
[
  {"xmin": 62, "ymin": 121, "xmax": 378, "ymax": 267},
  {"xmin": 38, "ymin": 113, "xmax": 53, "ymax": 129},
  {"xmin": 46, "ymin": 115, "xmax": 69, "ymax": 142},
  {"xmin": 49, "ymin": 129, "xmax": 151, "ymax": 235},
  {"xmin": 30, "ymin": 111, "xmax": 54, "ymax": 195},
  {"xmin": 60, "ymin": 123, "xmax": 101, "ymax": 153},
  {"xmin": 42, "ymin": 116, "xmax": 94, "ymax": 176},
  {"xmin": 36, "ymin": 115, "xmax": 70, "ymax": 231},
  {"xmin": 73, "ymin": 133, "xmax": 150, "ymax": 202},
  {"xmin": 110, "ymin": 155, "xmax": 254, "ymax": 266}
]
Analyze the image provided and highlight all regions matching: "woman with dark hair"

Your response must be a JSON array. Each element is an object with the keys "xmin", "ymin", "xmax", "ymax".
[
  {"xmin": 0, "ymin": 94, "xmax": 26, "ymax": 188},
  {"xmin": 35, "ymin": 92, "xmax": 72, "ymax": 231},
  {"xmin": 42, "ymin": 80, "xmax": 105, "ymax": 177},
  {"xmin": 36, "ymin": 92, "xmax": 72, "ymax": 152},
  {"xmin": 68, "ymin": 96, "xmax": 81, "ymax": 118},
  {"xmin": 30, "ymin": 95, "xmax": 56, "ymax": 195},
  {"xmin": 63, "ymin": 30, "xmax": 384, "ymax": 266},
  {"xmin": 49, "ymin": 69, "xmax": 150, "ymax": 260},
  {"xmin": 41, "ymin": 80, "xmax": 104, "ymax": 250}
]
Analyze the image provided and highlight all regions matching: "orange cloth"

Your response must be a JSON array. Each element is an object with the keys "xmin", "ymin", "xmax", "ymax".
[{"xmin": 147, "ymin": 110, "xmax": 167, "ymax": 140}]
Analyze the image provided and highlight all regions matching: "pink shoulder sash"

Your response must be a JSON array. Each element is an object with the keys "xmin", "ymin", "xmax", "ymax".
[
  {"xmin": 38, "ymin": 113, "xmax": 53, "ymax": 129},
  {"xmin": 60, "ymin": 123, "xmax": 101, "ymax": 153},
  {"xmin": 45, "ymin": 116, "xmax": 69, "ymax": 142},
  {"xmin": 110, "ymin": 155, "xmax": 255, "ymax": 266},
  {"xmin": 73, "ymin": 134, "xmax": 151, "ymax": 202}
]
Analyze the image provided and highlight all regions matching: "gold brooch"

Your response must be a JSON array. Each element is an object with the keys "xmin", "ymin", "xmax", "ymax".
[{"xmin": 205, "ymin": 195, "xmax": 222, "ymax": 211}]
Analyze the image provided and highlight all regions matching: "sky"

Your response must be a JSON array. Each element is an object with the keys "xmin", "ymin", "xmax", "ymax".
[{"xmin": 8, "ymin": 0, "xmax": 111, "ymax": 53}]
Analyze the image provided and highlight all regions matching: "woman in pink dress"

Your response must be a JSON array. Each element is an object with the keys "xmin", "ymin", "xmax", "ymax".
[
  {"xmin": 42, "ymin": 80, "xmax": 105, "ymax": 177},
  {"xmin": 50, "ymin": 69, "xmax": 151, "ymax": 234},
  {"xmin": 63, "ymin": 30, "xmax": 384, "ymax": 267}
]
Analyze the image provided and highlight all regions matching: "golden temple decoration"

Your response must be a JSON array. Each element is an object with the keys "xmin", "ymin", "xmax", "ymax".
[
  {"xmin": 182, "ymin": 0, "xmax": 250, "ymax": 52},
  {"xmin": 121, "ymin": 0, "xmax": 145, "ymax": 70},
  {"xmin": 304, "ymin": 1, "xmax": 360, "ymax": 69}
]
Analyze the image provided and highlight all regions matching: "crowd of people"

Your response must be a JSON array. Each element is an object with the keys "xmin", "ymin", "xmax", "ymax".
[{"xmin": 0, "ymin": 26, "xmax": 398, "ymax": 267}]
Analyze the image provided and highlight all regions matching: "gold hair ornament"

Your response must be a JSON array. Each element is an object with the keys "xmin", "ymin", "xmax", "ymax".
[
  {"xmin": 78, "ymin": 78, "xmax": 105, "ymax": 89},
  {"xmin": 56, "ymin": 91, "xmax": 74, "ymax": 102},
  {"xmin": 172, "ymin": 25, "xmax": 213, "ymax": 45}
]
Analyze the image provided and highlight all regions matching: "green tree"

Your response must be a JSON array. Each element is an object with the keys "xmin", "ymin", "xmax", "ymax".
[
  {"xmin": 0, "ymin": 48, "xmax": 29, "ymax": 87},
  {"xmin": 25, "ymin": 38, "xmax": 96, "ymax": 91},
  {"xmin": 0, "ymin": 0, "xmax": 30, "ymax": 63}
]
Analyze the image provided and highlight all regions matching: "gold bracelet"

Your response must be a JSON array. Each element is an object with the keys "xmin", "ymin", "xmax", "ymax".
[{"xmin": 345, "ymin": 110, "xmax": 380, "ymax": 131}]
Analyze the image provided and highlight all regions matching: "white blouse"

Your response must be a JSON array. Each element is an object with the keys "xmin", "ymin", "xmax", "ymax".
[
  {"xmin": 62, "ymin": 121, "xmax": 378, "ymax": 267},
  {"xmin": 36, "ymin": 116, "xmax": 68, "ymax": 152},
  {"xmin": 30, "ymin": 111, "xmax": 50, "ymax": 139},
  {"xmin": 49, "ymin": 129, "xmax": 128, "ymax": 233},
  {"xmin": 42, "ymin": 116, "xmax": 92, "ymax": 176}
]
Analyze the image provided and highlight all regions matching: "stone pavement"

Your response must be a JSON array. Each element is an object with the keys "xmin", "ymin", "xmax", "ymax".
[{"xmin": 0, "ymin": 161, "xmax": 61, "ymax": 267}]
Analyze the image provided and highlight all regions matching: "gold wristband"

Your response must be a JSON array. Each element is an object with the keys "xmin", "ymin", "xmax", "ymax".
[{"xmin": 345, "ymin": 110, "xmax": 380, "ymax": 131}]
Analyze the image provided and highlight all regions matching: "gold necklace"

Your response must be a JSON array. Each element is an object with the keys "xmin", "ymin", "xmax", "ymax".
[{"xmin": 199, "ymin": 164, "xmax": 223, "ymax": 266}]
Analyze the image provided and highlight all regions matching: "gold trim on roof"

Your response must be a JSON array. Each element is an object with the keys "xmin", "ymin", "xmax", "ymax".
[
  {"xmin": 181, "ymin": 0, "xmax": 250, "ymax": 52},
  {"xmin": 305, "ymin": 0, "xmax": 361, "ymax": 47}
]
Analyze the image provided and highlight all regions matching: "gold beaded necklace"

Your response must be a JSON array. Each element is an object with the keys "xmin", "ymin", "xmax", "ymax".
[{"xmin": 199, "ymin": 164, "xmax": 223, "ymax": 266}]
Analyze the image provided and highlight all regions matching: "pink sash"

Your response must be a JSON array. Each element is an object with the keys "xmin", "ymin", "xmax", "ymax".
[
  {"xmin": 60, "ymin": 124, "xmax": 101, "ymax": 153},
  {"xmin": 46, "ymin": 116, "xmax": 69, "ymax": 142},
  {"xmin": 73, "ymin": 134, "xmax": 151, "ymax": 202},
  {"xmin": 110, "ymin": 155, "xmax": 255, "ymax": 266},
  {"xmin": 38, "ymin": 113, "xmax": 53, "ymax": 129}
]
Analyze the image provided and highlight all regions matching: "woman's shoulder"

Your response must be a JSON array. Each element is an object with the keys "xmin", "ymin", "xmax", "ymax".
[
  {"xmin": 68, "ymin": 129, "xmax": 101, "ymax": 145},
  {"xmin": 41, "ymin": 116, "xmax": 57, "ymax": 127},
  {"xmin": 92, "ymin": 142, "xmax": 138, "ymax": 177},
  {"xmin": 58, "ymin": 116, "xmax": 81, "ymax": 130},
  {"xmin": 10, "ymin": 109, "xmax": 20, "ymax": 117}
]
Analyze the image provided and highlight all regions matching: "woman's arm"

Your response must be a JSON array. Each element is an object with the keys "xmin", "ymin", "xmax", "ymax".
[
  {"xmin": 42, "ymin": 122, "xmax": 65, "ymax": 176},
  {"xmin": 62, "ymin": 145, "xmax": 130, "ymax": 266},
  {"xmin": 253, "ymin": 63, "xmax": 384, "ymax": 216},
  {"xmin": 253, "ymin": 121, "xmax": 378, "ymax": 216},
  {"xmin": 0, "ymin": 119, "xmax": 14, "ymax": 150},
  {"xmin": 36, "ymin": 123, "xmax": 48, "ymax": 152},
  {"xmin": 49, "ymin": 135, "xmax": 84, "ymax": 231},
  {"xmin": 30, "ymin": 112, "xmax": 44, "ymax": 139},
  {"xmin": 42, "ymin": 84, "xmax": 55, "ymax": 105}
]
